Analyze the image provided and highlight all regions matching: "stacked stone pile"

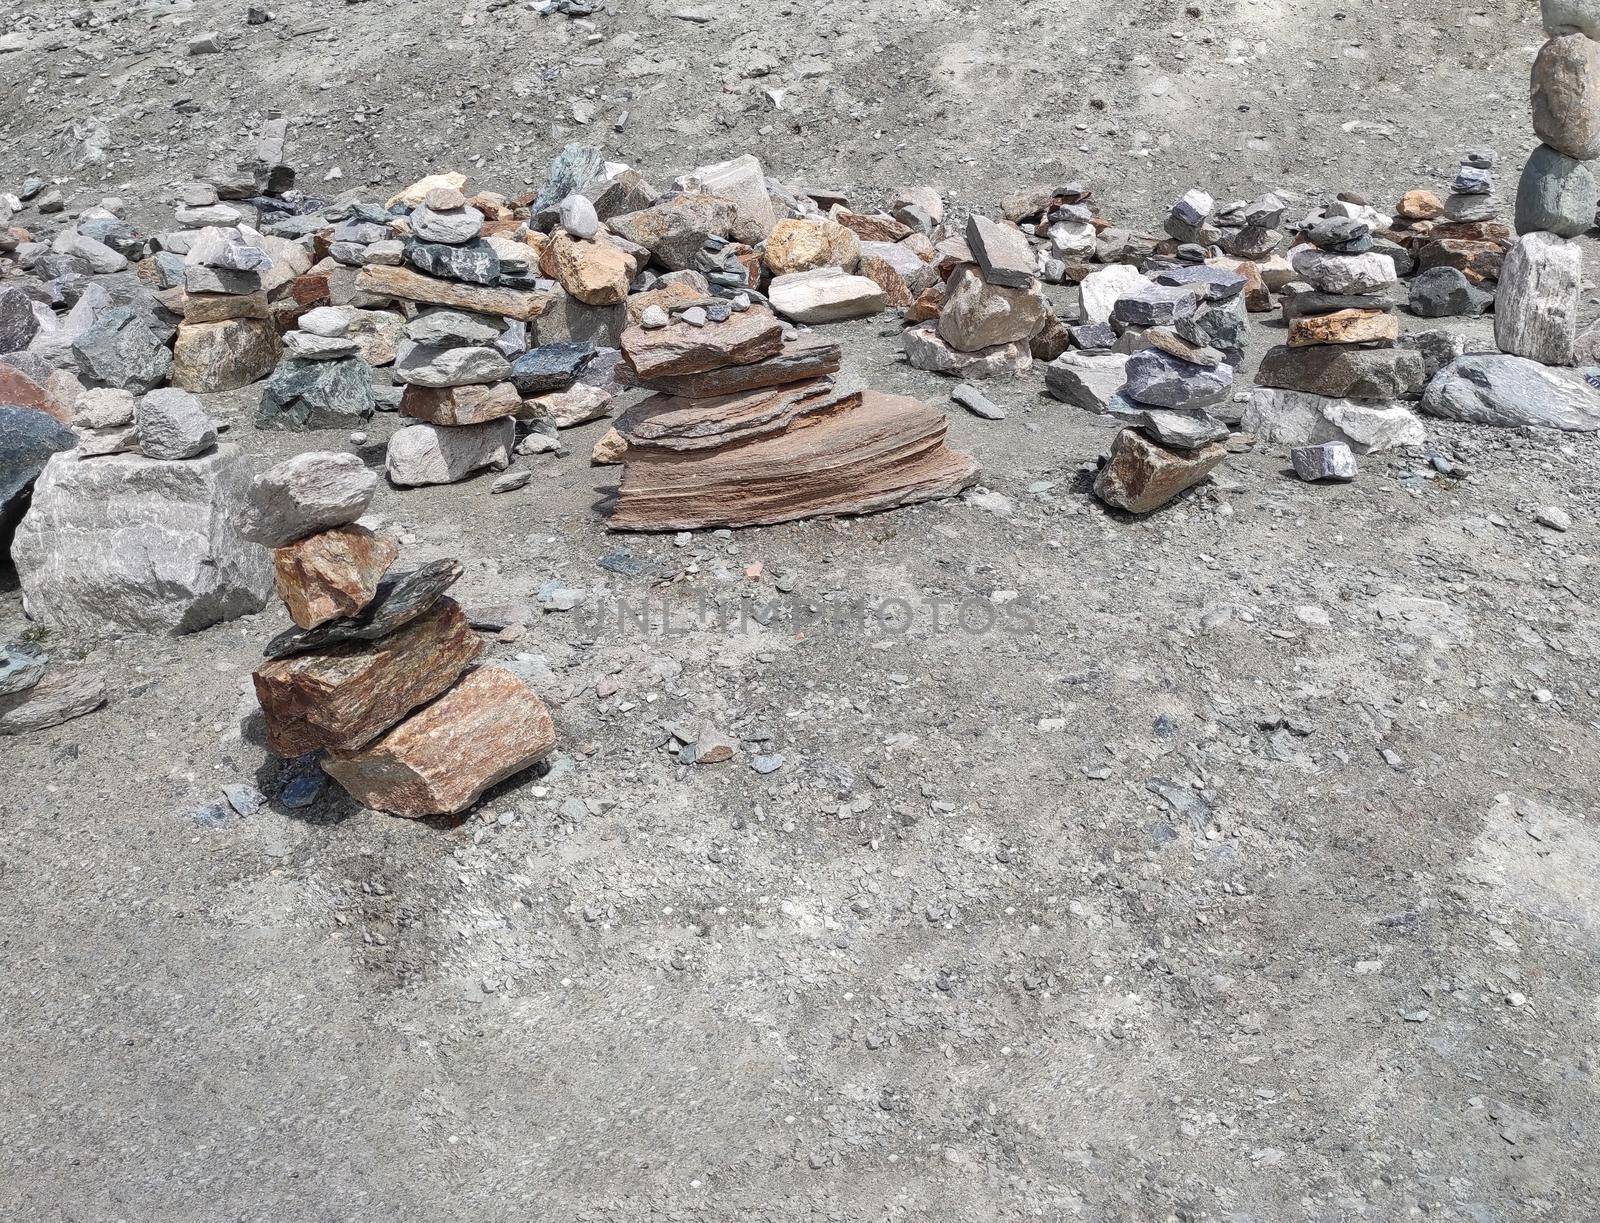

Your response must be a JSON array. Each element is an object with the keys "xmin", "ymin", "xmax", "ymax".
[
  {"xmin": 610, "ymin": 306, "xmax": 978, "ymax": 529},
  {"xmin": 246, "ymin": 451, "xmax": 556, "ymax": 818},
  {"xmin": 387, "ymin": 306, "xmax": 517, "ymax": 487},
  {"xmin": 901, "ymin": 215, "xmax": 1050, "ymax": 380},
  {"xmin": 172, "ymin": 223, "xmax": 282, "ymax": 394},
  {"xmin": 1244, "ymin": 221, "xmax": 1429, "ymax": 456},
  {"xmin": 1519, "ymin": 7, "xmax": 1600, "ymax": 238}
]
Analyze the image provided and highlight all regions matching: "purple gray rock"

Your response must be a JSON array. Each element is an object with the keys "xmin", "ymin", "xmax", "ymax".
[
  {"xmin": 1123, "ymin": 347, "xmax": 1233, "ymax": 409},
  {"xmin": 1290, "ymin": 440, "xmax": 1359, "ymax": 482}
]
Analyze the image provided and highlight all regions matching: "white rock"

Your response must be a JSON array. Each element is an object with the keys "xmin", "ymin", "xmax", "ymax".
[
  {"xmin": 525, "ymin": 383, "xmax": 613, "ymax": 428},
  {"xmin": 767, "ymin": 267, "xmax": 889, "ymax": 323},
  {"xmin": 298, "ymin": 306, "xmax": 352, "ymax": 338},
  {"xmin": 678, "ymin": 154, "xmax": 777, "ymax": 244},
  {"xmin": 1241, "ymin": 388, "xmax": 1426, "ymax": 453},
  {"xmin": 1077, "ymin": 264, "xmax": 1149, "ymax": 325},
  {"xmin": 1288, "ymin": 245, "xmax": 1397, "ymax": 294},
  {"xmin": 11, "ymin": 445, "xmax": 272, "ymax": 635},
  {"xmin": 1494, "ymin": 231, "xmax": 1580, "ymax": 366},
  {"xmin": 385, "ymin": 419, "xmax": 515, "ymax": 487},
  {"xmin": 902, "ymin": 322, "xmax": 1032, "ymax": 379},
  {"xmin": 1047, "ymin": 220, "xmax": 1097, "ymax": 259},
  {"xmin": 394, "ymin": 343, "xmax": 512, "ymax": 388},
  {"xmin": 1044, "ymin": 351, "xmax": 1132, "ymax": 412},
  {"xmin": 938, "ymin": 263, "xmax": 1048, "ymax": 352},
  {"xmin": 559, "ymin": 194, "xmax": 599, "ymax": 240}
]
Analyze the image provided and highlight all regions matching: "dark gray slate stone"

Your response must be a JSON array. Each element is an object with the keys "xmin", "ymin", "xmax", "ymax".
[
  {"xmin": 1306, "ymin": 216, "xmax": 1373, "ymax": 253},
  {"xmin": 1123, "ymin": 347, "xmax": 1233, "ymax": 408},
  {"xmin": 1112, "ymin": 283, "xmax": 1203, "ymax": 329},
  {"xmin": 72, "ymin": 307, "xmax": 172, "ymax": 394},
  {"xmin": 263, "ymin": 559, "xmax": 464, "ymax": 659},
  {"xmin": 1257, "ymin": 345, "xmax": 1426, "ymax": 401},
  {"xmin": 1408, "ymin": 267, "xmax": 1495, "ymax": 319},
  {"xmin": 1149, "ymin": 265, "xmax": 1246, "ymax": 302},
  {"xmin": 257, "ymin": 356, "xmax": 376, "ymax": 430},
  {"xmin": 1515, "ymin": 144, "xmax": 1599, "ymax": 238},
  {"xmin": 1282, "ymin": 289, "xmax": 1397, "ymax": 322},
  {"xmin": 1421, "ymin": 354, "xmax": 1600, "ymax": 430},
  {"xmin": 0, "ymin": 285, "xmax": 40, "ymax": 354},
  {"xmin": 1177, "ymin": 296, "xmax": 1248, "ymax": 362},
  {"xmin": 1070, "ymin": 321, "xmax": 1117, "ymax": 351},
  {"xmin": 1, "ymin": 405, "xmax": 77, "ymax": 533},
  {"xmin": 511, "ymin": 341, "xmax": 595, "ymax": 394},
  {"xmin": 404, "ymin": 237, "xmax": 500, "ymax": 285}
]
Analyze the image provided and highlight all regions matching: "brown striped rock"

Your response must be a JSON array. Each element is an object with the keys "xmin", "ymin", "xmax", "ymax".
[
  {"xmin": 273, "ymin": 524, "xmax": 400, "ymax": 630},
  {"xmin": 618, "ymin": 310, "xmax": 784, "ymax": 380},
  {"xmin": 322, "ymin": 664, "xmax": 556, "ymax": 817},
  {"xmin": 253, "ymin": 597, "xmax": 481, "ymax": 756},
  {"xmin": 399, "ymin": 381, "xmax": 521, "ymax": 426},
  {"xmin": 354, "ymin": 264, "xmax": 551, "ymax": 321},
  {"xmin": 619, "ymin": 332, "xmax": 841, "ymax": 397}
]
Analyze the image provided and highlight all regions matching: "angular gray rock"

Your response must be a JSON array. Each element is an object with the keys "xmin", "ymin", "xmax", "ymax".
[
  {"xmin": 242, "ymin": 451, "xmax": 378, "ymax": 546},
  {"xmin": 1044, "ymin": 351, "xmax": 1131, "ymax": 412},
  {"xmin": 1407, "ymin": 267, "xmax": 1494, "ymax": 319},
  {"xmin": 0, "ymin": 667, "xmax": 106, "ymax": 736},
  {"xmin": 12, "ymin": 445, "xmax": 273, "ymax": 635},
  {"xmin": 1495, "ymin": 232, "xmax": 1581, "ymax": 365},
  {"xmin": 1122, "ymin": 347, "xmax": 1233, "ymax": 409},
  {"xmin": 72, "ymin": 307, "xmax": 172, "ymax": 394},
  {"xmin": 1515, "ymin": 144, "xmax": 1598, "ymax": 238},
  {"xmin": 937, "ymin": 264, "xmax": 1048, "ymax": 352},
  {"xmin": 0, "ymin": 285, "xmax": 40, "ymax": 354},
  {"xmin": 258, "ymin": 357, "xmax": 376, "ymax": 430},
  {"xmin": 965, "ymin": 215, "xmax": 1036, "ymax": 289},
  {"xmin": 394, "ymin": 342, "xmax": 512, "ymax": 388},
  {"xmin": 135, "ymin": 387, "xmax": 217, "ymax": 459},
  {"xmin": 1420, "ymin": 353, "xmax": 1600, "ymax": 430},
  {"xmin": 385, "ymin": 419, "xmax": 515, "ymax": 487},
  {"xmin": 0, "ymin": 642, "xmax": 48, "ymax": 697}
]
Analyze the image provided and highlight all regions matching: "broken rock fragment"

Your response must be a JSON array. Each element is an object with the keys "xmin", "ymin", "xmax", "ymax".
[
  {"xmin": 274, "ymin": 525, "xmax": 400, "ymax": 630},
  {"xmin": 1094, "ymin": 427, "xmax": 1226, "ymax": 514},
  {"xmin": 385, "ymin": 419, "xmax": 515, "ymax": 487},
  {"xmin": 1291, "ymin": 441, "xmax": 1359, "ymax": 482},
  {"xmin": 243, "ymin": 451, "xmax": 378, "ymax": 547}
]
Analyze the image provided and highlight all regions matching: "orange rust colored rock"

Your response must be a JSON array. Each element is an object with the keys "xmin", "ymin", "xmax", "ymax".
[
  {"xmin": 833, "ymin": 210, "xmax": 913, "ymax": 243},
  {"xmin": 904, "ymin": 283, "xmax": 945, "ymax": 324},
  {"xmin": 253, "ymin": 597, "xmax": 481, "ymax": 756},
  {"xmin": 1397, "ymin": 190, "xmax": 1445, "ymax": 221},
  {"xmin": 273, "ymin": 525, "xmax": 401, "ymax": 630},
  {"xmin": 322, "ymin": 664, "xmax": 556, "ymax": 817},
  {"xmin": 856, "ymin": 253, "xmax": 913, "ymax": 307},
  {"xmin": 1207, "ymin": 257, "xmax": 1271, "ymax": 313},
  {"xmin": 0, "ymin": 365, "xmax": 69, "ymax": 424},
  {"xmin": 540, "ymin": 232, "xmax": 631, "ymax": 306}
]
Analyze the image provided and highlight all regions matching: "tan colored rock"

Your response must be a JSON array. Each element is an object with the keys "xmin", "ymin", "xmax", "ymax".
[
  {"xmin": 767, "ymin": 268, "xmax": 889, "ymax": 323},
  {"xmin": 1397, "ymin": 190, "xmax": 1445, "ymax": 221},
  {"xmin": 937, "ymin": 263, "xmax": 1048, "ymax": 352},
  {"xmin": 522, "ymin": 383, "xmax": 613, "ymax": 428},
  {"xmin": 592, "ymin": 426, "xmax": 627, "ymax": 465},
  {"xmin": 323, "ymin": 664, "xmax": 556, "ymax": 817},
  {"xmin": 763, "ymin": 219, "xmax": 861, "ymax": 276},
  {"xmin": 273, "ymin": 525, "xmax": 400, "ymax": 630},
  {"xmin": 253, "ymin": 597, "xmax": 482, "ymax": 757},
  {"xmin": 905, "ymin": 283, "xmax": 945, "ymax": 324},
  {"xmin": 400, "ymin": 382, "xmax": 521, "ymax": 426},
  {"xmin": 1094, "ymin": 428, "xmax": 1225, "ymax": 514},
  {"xmin": 620, "ymin": 310, "xmax": 784, "ymax": 379},
  {"xmin": 343, "ymin": 308, "xmax": 406, "ymax": 367},
  {"xmin": 183, "ymin": 290, "xmax": 270, "ymax": 323},
  {"xmin": 171, "ymin": 319, "xmax": 280, "ymax": 393},
  {"xmin": 542, "ymin": 232, "xmax": 631, "ymax": 306},
  {"xmin": 387, "ymin": 172, "xmax": 469, "ymax": 210},
  {"xmin": 354, "ymin": 264, "xmax": 551, "ymax": 321},
  {"xmin": 1287, "ymin": 308, "xmax": 1400, "ymax": 347}
]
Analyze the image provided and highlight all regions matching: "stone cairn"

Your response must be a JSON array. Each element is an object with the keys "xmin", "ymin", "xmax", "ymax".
[
  {"xmin": 245, "ymin": 450, "xmax": 555, "ymax": 818},
  {"xmin": 1494, "ymin": 0, "xmax": 1596, "ymax": 370},
  {"xmin": 1399, "ymin": 157, "xmax": 1501, "ymax": 322}
]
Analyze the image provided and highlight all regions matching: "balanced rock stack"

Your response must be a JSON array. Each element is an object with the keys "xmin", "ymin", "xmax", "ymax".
[
  {"xmin": 171, "ymin": 223, "xmax": 282, "ymax": 393},
  {"xmin": 609, "ymin": 306, "xmax": 979, "ymax": 529},
  {"xmin": 901, "ymin": 215, "xmax": 1049, "ymax": 379},
  {"xmin": 246, "ymin": 451, "xmax": 555, "ymax": 817},
  {"xmin": 387, "ymin": 307, "xmax": 517, "ymax": 487},
  {"xmin": 1395, "ymin": 153, "xmax": 1513, "ymax": 294},
  {"xmin": 259, "ymin": 305, "xmax": 378, "ymax": 430},
  {"xmin": 1444, "ymin": 152, "xmax": 1501, "ymax": 224},
  {"xmin": 1246, "ymin": 220, "xmax": 1427, "ymax": 454},
  {"xmin": 1519, "ymin": 5, "xmax": 1600, "ymax": 239}
]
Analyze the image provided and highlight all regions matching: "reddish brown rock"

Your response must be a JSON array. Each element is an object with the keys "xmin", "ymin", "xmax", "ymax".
[
  {"xmin": 0, "ymin": 364, "xmax": 69, "ymax": 424},
  {"xmin": 857, "ymin": 252, "xmax": 914, "ymax": 307},
  {"xmin": 354, "ymin": 264, "xmax": 551, "ymax": 321},
  {"xmin": 626, "ymin": 275, "xmax": 710, "ymax": 323},
  {"xmin": 1416, "ymin": 239, "xmax": 1505, "ymax": 284},
  {"xmin": 400, "ymin": 382, "xmax": 521, "ymax": 426},
  {"xmin": 833, "ymin": 210, "xmax": 912, "ymax": 243},
  {"xmin": 1207, "ymin": 257, "xmax": 1271, "ymax": 312},
  {"xmin": 621, "ymin": 333, "xmax": 841, "ymax": 397},
  {"xmin": 619, "ymin": 310, "xmax": 784, "ymax": 379},
  {"xmin": 1287, "ymin": 308, "xmax": 1399, "ymax": 347},
  {"xmin": 322, "ymin": 664, "xmax": 556, "ymax": 817},
  {"xmin": 253, "ymin": 597, "xmax": 481, "ymax": 756},
  {"xmin": 610, "ymin": 384, "xmax": 979, "ymax": 531},
  {"xmin": 905, "ymin": 283, "xmax": 945, "ymax": 323},
  {"xmin": 591, "ymin": 427, "xmax": 627, "ymax": 465},
  {"xmin": 273, "ymin": 525, "xmax": 401, "ymax": 630},
  {"xmin": 1093, "ymin": 428, "xmax": 1225, "ymax": 514}
]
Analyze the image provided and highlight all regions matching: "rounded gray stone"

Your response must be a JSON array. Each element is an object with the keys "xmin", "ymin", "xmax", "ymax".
[{"xmin": 1515, "ymin": 144, "xmax": 1598, "ymax": 238}]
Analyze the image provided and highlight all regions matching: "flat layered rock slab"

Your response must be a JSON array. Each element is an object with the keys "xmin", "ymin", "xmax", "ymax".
[
  {"xmin": 322, "ymin": 664, "xmax": 557, "ymax": 818},
  {"xmin": 253, "ymin": 597, "xmax": 482, "ymax": 757},
  {"xmin": 609, "ymin": 389, "xmax": 979, "ymax": 531},
  {"xmin": 622, "ymin": 333, "xmax": 841, "ymax": 397},
  {"xmin": 354, "ymin": 264, "xmax": 551, "ymax": 321},
  {"xmin": 619, "ymin": 310, "xmax": 784, "ymax": 379},
  {"xmin": 617, "ymin": 379, "xmax": 857, "ymax": 452}
]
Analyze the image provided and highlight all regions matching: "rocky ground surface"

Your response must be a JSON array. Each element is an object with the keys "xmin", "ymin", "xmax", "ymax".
[{"xmin": 5, "ymin": 2, "xmax": 1600, "ymax": 1221}]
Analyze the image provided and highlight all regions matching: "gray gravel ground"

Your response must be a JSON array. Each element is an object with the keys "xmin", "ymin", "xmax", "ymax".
[{"xmin": 5, "ymin": 0, "xmax": 1600, "ymax": 1218}]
